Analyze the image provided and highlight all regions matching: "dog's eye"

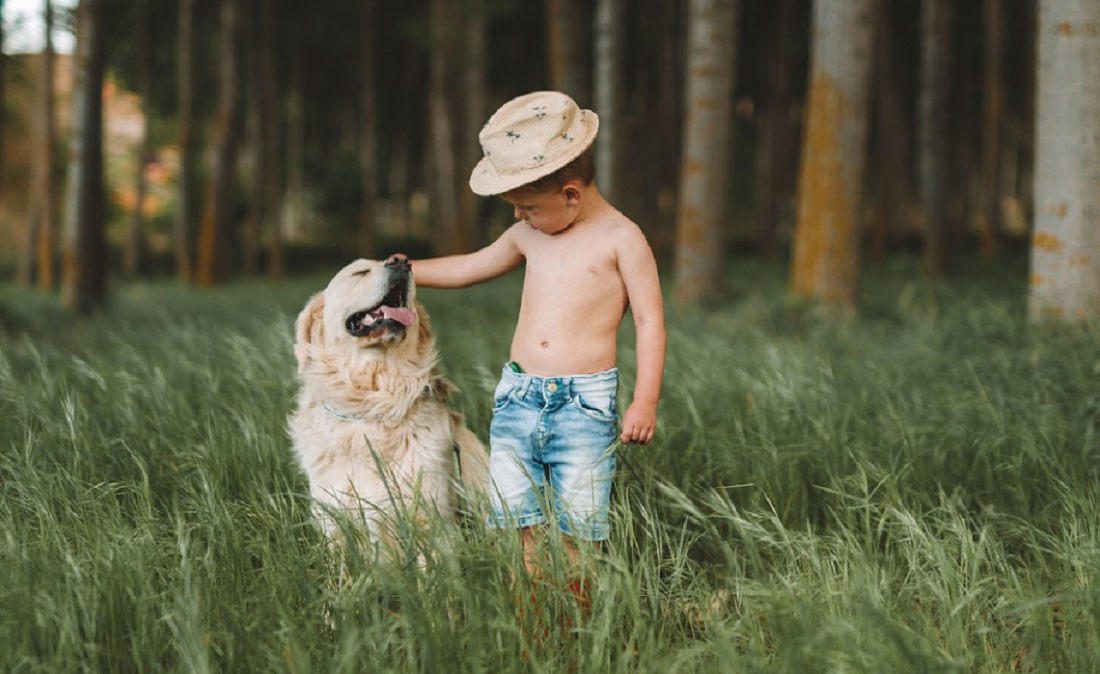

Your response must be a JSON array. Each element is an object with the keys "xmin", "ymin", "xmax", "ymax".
[{"xmin": 352, "ymin": 269, "xmax": 371, "ymax": 277}]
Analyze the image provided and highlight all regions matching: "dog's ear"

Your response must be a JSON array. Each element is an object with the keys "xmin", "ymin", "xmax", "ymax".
[{"xmin": 294, "ymin": 292, "xmax": 325, "ymax": 372}]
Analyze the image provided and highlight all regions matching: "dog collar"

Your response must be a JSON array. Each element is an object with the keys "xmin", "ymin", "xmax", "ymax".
[
  {"xmin": 320, "ymin": 383, "xmax": 437, "ymax": 423},
  {"xmin": 321, "ymin": 400, "xmax": 367, "ymax": 422}
]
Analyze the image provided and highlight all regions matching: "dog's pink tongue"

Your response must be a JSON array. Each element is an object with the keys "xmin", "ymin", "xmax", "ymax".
[{"xmin": 380, "ymin": 306, "xmax": 415, "ymax": 326}]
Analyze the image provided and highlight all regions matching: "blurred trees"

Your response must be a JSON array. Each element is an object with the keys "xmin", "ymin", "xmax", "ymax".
[
  {"xmin": 918, "ymin": 0, "xmax": 952, "ymax": 280},
  {"xmin": 175, "ymin": 0, "xmax": 195, "ymax": 281},
  {"xmin": 123, "ymin": 0, "xmax": 148, "ymax": 276},
  {"xmin": 754, "ymin": 0, "xmax": 798, "ymax": 262},
  {"xmin": 427, "ymin": 0, "xmax": 461, "ymax": 256},
  {"xmin": 592, "ymin": 0, "xmax": 623, "ymax": 206},
  {"xmin": 547, "ymin": 0, "xmax": 588, "ymax": 104},
  {"xmin": 195, "ymin": 0, "xmax": 240, "ymax": 286},
  {"xmin": 16, "ymin": 0, "xmax": 55, "ymax": 290},
  {"xmin": 357, "ymin": 0, "xmax": 377, "ymax": 261},
  {"xmin": 0, "ymin": 0, "xmax": 1086, "ymax": 320}
]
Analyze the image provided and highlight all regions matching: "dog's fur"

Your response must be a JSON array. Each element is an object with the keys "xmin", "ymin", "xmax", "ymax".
[{"xmin": 288, "ymin": 257, "xmax": 488, "ymax": 545}]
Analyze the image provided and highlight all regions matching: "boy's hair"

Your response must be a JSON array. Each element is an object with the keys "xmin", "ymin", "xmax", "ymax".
[{"xmin": 508, "ymin": 146, "xmax": 596, "ymax": 196}]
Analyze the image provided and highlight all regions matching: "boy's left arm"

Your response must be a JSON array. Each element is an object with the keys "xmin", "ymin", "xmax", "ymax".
[{"xmin": 618, "ymin": 229, "xmax": 666, "ymax": 446}]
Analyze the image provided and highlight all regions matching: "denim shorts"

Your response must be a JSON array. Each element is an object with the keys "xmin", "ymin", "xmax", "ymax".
[{"xmin": 486, "ymin": 365, "xmax": 619, "ymax": 541}]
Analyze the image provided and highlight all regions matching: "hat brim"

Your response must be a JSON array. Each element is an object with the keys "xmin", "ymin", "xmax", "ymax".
[{"xmin": 468, "ymin": 111, "xmax": 599, "ymax": 197}]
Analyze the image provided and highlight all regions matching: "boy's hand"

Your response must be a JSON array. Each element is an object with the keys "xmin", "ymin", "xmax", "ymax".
[{"xmin": 621, "ymin": 402, "xmax": 657, "ymax": 445}]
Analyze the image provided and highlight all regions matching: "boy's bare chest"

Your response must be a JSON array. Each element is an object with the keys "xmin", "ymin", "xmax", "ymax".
[
  {"xmin": 519, "ymin": 226, "xmax": 616, "ymax": 273},
  {"xmin": 523, "ymin": 238, "xmax": 618, "ymax": 288}
]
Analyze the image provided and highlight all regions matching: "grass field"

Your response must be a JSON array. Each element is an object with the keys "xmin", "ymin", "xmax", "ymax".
[{"xmin": 2, "ymin": 255, "xmax": 1099, "ymax": 673}]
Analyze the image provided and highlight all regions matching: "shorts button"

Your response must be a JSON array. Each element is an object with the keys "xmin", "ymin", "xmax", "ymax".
[{"xmin": 547, "ymin": 383, "xmax": 558, "ymax": 393}]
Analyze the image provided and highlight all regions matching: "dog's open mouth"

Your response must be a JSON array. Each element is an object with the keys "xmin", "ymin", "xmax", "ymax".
[{"xmin": 345, "ymin": 282, "xmax": 415, "ymax": 337}]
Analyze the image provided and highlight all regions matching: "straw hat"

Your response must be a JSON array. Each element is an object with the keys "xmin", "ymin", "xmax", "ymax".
[{"xmin": 469, "ymin": 91, "xmax": 599, "ymax": 196}]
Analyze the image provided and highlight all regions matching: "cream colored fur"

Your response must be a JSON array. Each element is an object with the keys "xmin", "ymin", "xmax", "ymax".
[{"xmin": 288, "ymin": 259, "xmax": 488, "ymax": 546}]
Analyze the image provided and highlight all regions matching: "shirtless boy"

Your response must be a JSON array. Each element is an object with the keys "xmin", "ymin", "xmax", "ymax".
[{"xmin": 399, "ymin": 91, "xmax": 665, "ymax": 574}]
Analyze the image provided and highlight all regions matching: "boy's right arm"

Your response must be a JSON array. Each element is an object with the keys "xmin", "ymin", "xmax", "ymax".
[{"xmin": 405, "ymin": 225, "xmax": 523, "ymax": 289}]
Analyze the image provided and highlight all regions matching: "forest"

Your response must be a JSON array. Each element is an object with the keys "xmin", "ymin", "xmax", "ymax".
[
  {"xmin": 2, "ymin": 1, "xmax": 1100, "ymax": 672},
  {"xmin": 0, "ymin": 0, "xmax": 1092, "ymax": 319}
]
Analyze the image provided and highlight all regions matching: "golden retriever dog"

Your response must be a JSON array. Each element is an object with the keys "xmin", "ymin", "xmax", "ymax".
[{"xmin": 289, "ymin": 256, "xmax": 488, "ymax": 548}]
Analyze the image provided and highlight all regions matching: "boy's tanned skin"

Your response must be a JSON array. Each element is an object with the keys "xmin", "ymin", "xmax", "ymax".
[
  {"xmin": 407, "ymin": 179, "xmax": 665, "ymax": 447},
  {"xmin": 395, "ymin": 91, "xmax": 665, "ymax": 585}
]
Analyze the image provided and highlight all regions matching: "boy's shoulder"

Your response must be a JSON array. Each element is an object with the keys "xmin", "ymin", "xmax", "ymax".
[{"xmin": 599, "ymin": 211, "xmax": 651, "ymax": 250}]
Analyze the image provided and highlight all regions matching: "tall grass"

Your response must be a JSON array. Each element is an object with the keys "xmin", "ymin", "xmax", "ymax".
[{"xmin": 2, "ymin": 255, "xmax": 1099, "ymax": 672}]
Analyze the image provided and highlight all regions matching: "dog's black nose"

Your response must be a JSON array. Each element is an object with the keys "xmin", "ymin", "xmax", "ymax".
[{"xmin": 385, "ymin": 254, "xmax": 410, "ymax": 269}]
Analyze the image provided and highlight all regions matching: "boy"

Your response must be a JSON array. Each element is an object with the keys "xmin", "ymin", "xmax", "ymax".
[{"xmin": 400, "ymin": 91, "xmax": 665, "ymax": 574}]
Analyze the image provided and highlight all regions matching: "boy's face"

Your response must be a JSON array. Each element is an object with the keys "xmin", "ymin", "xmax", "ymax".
[{"xmin": 501, "ymin": 183, "xmax": 581, "ymax": 235}]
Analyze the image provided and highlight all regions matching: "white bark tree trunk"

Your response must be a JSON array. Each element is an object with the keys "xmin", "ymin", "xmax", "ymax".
[
  {"xmin": 789, "ymin": 0, "xmax": 875, "ymax": 306},
  {"xmin": 1030, "ymin": 0, "xmax": 1100, "ymax": 321},
  {"xmin": 673, "ymin": 0, "xmax": 737, "ymax": 304}
]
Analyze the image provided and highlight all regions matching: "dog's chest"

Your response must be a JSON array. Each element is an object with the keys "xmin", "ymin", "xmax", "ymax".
[{"xmin": 296, "ymin": 399, "xmax": 453, "ymax": 470}]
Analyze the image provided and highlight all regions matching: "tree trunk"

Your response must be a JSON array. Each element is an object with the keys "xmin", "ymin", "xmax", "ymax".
[
  {"xmin": 196, "ymin": 0, "xmax": 241, "ymax": 286},
  {"xmin": 754, "ymin": 0, "xmax": 796, "ymax": 261},
  {"xmin": 977, "ymin": 0, "xmax": 1004, "ymax": 256},
  {"xmin": 459, "ymin": 5, "xmax": 486, "ymax": 249},
  {"xmin": 428, "ymin": 0, "xmax": 462, "ymax": 255},
  {"xmin": 1019, "ymin": 0, "xmax": 1037, "ymax": 235},
  {"xmin": 61, "ymin": 0, "xmax": 107, "ymax": 314},
  {"xmin": 790, "ymin": 0, "xmax": 875, "ymax": 306},
  {"xmin": 547, "ymin": 0, "xmax": 589, "ymax": 104},
  {"xmin": 259, "ymin": 0, "xmax": 283, "ymax": 279},
  {"xmin": 358, "ymin": 0, "xmax": 378, "ymax": 259},
  {"xmin": 918, "ymin": 0, "xmax": 952, "ymax": 279},
  {"xmin": 870, "ymin": 0, "xmax": 907, "ymax": 263},
  {"xmin": 593, "ymin": 0, "xmax": 623, "ymax": 205},
  {"xmin": 649, "ymin": 0, "xmax": 686, "ymax": 261},
  {"xmin": 284, "ymin": 42, "xmax": 305, "ymax": 242},
  {"xmin": 37, "ymin": 0, "xmax": 56, "ymax": 289},
  {"xmin": 0, "ymin": 0, "xmax": 4, "ymax": 216},
  {"xmin": 388, "ymin": 50, "xmax": 422, "ymax": 238},
  {"xmin": 18, "ymin": 194, "xmax": 38, "ymax": 285},
  {"xmin": 20, "ymin": 0, "xmax": 54, "ymax": 288},
  {"xmin": 124, "ymin": 0, "xmax": 151, "ymax": 277},
  {"xmin": 241, "ymin": 0, "xmax": 262, "ymax": 276},
  {"xmin": 176, "ymin": 0, "xmax": 196, "ymax": 281},
  {"xmin": 1030, "ymin": 0, "xmax": 1100, "ymax": 321},
  {"xmin": 673, "ymin": 0, "xmax": 737, "ymax": 305}
]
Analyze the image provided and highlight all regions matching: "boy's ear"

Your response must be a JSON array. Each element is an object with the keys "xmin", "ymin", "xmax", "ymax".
[
  {"xmin": 294, "ymin": 292, "xmax": 325, "ymax": 372},
  {"xmin": 558, "ymin": 179, "xmax": 585, "ymax": 202}
]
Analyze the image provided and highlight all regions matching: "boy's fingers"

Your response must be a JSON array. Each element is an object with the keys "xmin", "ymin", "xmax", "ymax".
[{"xmin": 621, "ymin": 426, "xmax": 655, "ymax": 444}]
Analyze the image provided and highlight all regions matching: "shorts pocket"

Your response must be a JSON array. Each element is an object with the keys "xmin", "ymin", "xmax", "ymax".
[
  {"xmin": 572, "ymin": 389, "xmax": 617, "ymax": 425},
  {"xmin": 492, "ymin": 379, "xmax": 516, "ymax": 413}
]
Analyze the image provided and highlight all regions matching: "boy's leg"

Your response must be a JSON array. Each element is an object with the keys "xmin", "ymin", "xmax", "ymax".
[{"xmin": 544, "ymin": 373, "xmax": 620, "ymax": 630}]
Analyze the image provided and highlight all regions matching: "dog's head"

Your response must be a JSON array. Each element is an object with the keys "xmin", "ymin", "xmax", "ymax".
[{"xmin": 295, "ymin": 257, "xmax": 433, "ymax": 374}]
